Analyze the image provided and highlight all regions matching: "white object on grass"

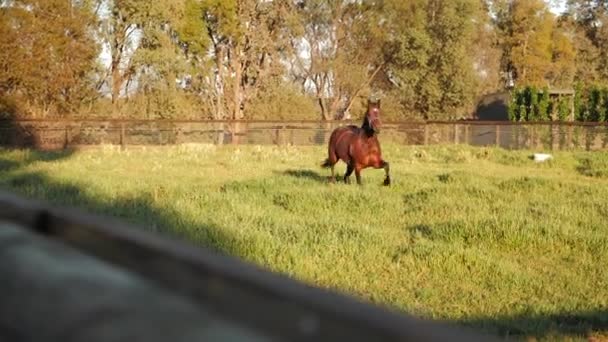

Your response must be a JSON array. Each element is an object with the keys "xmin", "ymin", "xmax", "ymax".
[{"xmin": 533, "ymin": 153, "xmax": 553, "ymax": 162}]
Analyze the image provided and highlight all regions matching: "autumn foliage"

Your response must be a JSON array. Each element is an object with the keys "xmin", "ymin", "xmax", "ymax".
[{"xmin": 0, "ymin": 0, "xmax": 607, "ymax": 121}]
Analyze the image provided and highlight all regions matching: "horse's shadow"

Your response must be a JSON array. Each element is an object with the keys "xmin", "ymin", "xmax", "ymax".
[{"xmin": 278, "ymin": 169, "xmax": 336, "ymax": 183}]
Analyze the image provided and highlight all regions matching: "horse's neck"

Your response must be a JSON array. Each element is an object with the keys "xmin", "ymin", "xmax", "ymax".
[{"xmin": 360, "ymin": 116, "xmax": 374, "ymax": 136}]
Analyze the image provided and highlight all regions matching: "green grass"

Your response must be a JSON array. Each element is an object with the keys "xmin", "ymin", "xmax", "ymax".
[{"xmin": 1, "ymin": 143, "xmax": 608, "ymax": 341}]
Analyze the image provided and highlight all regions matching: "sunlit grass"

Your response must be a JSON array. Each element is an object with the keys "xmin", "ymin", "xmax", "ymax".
[{"xmin": 1, "ymin": 143, "xmax": 607, "ymax": 341}]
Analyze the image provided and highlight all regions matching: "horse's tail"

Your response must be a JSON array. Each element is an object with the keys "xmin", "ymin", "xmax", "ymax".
[{"xmin": 321, "ymin": 159, "xmax": 332, "ymax": 168}]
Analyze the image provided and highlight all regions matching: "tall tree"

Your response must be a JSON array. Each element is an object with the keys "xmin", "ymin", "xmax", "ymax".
[
  {"xmin": 385, "ymin": 0, "xmax": 483, "ymax": 119},
  {"xmin": 472, "ymin": 0, "xmax": 503, "ymax": 96},
  {"xmin": 566, "ymin": 0, "xmax": 608, "ymax": 84},
  {"xmin": 0, "ymin": 0, "xmax": 99, "ymax": 117},
  {"xmin": 178, "ymin": 0, "xmax": 295, "ymax": 120},
  {"xmin": 493, "ymin": 0, "xmax": 578, "ymax": 89},
  {"xmin": 495, "ymin": 0, "xmax": 555, "ymax": 87},
  {"xmin": 287, "ymin": 0, "xmax": 390, "ymax": 120},
  {"xmin": 96, "ymin": 0, "xmax": 181, "ymax": 110},
  {"xmin": 549, "ymin": 19, "xmax": 576, "ymax": 88}
]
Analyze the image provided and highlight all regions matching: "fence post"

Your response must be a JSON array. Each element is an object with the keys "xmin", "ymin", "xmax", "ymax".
[
  {"xmin": 551, "ymin": 124, "xmax": 559, "ymax": 150},
  {"xmin": 495, "ymin": 125, "xmax": 500, "ymax": 147},
  {"xmin": 424, "ymin": 124, "xmax": 429, "ymax": 145},
  {"xmin": 64, "ymin": 125, "xmax": 70, "ymax": 149},
  {"xmin": 38, "ymin": 127, "xmax": 44, "ymax": 149},
  {"xmin": 231, "ymin": 121, "xmax": 242, "ymax": 145},
  {"xmin": 530, "ymin": 125, "xmax": 535, "ymax": 149},
  {"xmin": 454, "ymin": 124, "xmax": 459, "ymax": 144},
  {"xmin": 120, "ymin": 122, "xmax": 125, "ymax": 150},
  {"xmin": 274, "ymin": 127, "xmax": 279, "ymax": 145}
]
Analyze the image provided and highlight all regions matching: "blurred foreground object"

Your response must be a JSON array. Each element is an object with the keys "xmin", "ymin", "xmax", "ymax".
[{"xmin": 0, "ymin": 191, "xmax": 499, "ymax": 342}]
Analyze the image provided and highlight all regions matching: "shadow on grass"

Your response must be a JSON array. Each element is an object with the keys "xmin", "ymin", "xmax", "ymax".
[
  {"xmin": 576, "ymin": 157, "xmax": 608, "ymax": 179},
  {"xmin": 1, "ymin": 149, "xmax": 607, "ymax": 340},
  {"xmin": 0, "ymin": 110, "xmax": 43, "ymax": 148},
  {"xmin": 0, "ymin": 149, "xmax": 244, "ymax": 260},
  {"xmin": 460, "ymin": 309, "xmax": 608, "ymax": 340},
  {"xmin": 0, "ymin": 148, "xmax": 76, "ymax": 172},
  {"xmin": 280, "ymin": 169, "xmax": 334, "ymax": 183}
]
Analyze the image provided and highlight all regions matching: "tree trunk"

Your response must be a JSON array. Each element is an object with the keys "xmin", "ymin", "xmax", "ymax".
[
  {"xmin": 214, "ymin": 46, "xmax": 225, "ymax": 120},
  {"xmin": 329, "ymin": 95, "xmax": 341, "ymax": 120},
  {"xmin": 343, "ymin": 63, "xmax": 386, "ymax": 116},
  {"xmin": 232, "ymin": 53, "xmax": 244, "ymax": 120},
  {"xmin": 110, "ymin": 17, "xmax": 130, "ymax": 116},
  {"xmin": 318, "ymin": 98, "xmax": 330, "ymax": 121},
  {"xmin": 111, "ymin": 58, "xmax": 121, "ymax": 106}
]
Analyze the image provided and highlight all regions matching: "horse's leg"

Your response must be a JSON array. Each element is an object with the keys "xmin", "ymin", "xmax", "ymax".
[
  {"xmin": 355, "ymin": 165, "xmax": 363, "ymax": 185},
  {"xmin": 329, "ymin": 163, "xmax": 338, "ymax": 183},
  {"xmin": 381, "ymin": 160, "xmax": 391, "ymax": 186},
  {"xmin": 370, "ymin": 159, "xmax": 391, "ymax": 186},
  {"xmin": 326, "ymin": 151, "xmax": 338, "ymax": 183},
  {"xmin": 344, "ymin": 163, "xmax": 354, "ymax": 184}
]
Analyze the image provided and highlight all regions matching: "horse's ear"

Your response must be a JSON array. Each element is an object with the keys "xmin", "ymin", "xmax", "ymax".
[{"xmin": 368, "ymin": 95, "xmax": 380, "ymax": 108}]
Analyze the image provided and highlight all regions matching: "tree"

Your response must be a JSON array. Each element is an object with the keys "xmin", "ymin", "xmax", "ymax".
[
  {"xmin": 177, "ymin": 0, "xmax": 296, "ymax": 120},
  {"xmin": 385, "ymin": 0, "xmax": 484, "ymax": 119},
  {"xmin": 472, "ymin": 0, "xmax": 503, "ymax": 96},
  {"xmin": 96, "ymin": 0, "xmax": 176, "ymax": 109},
  {"xmin": 566, "ymin": 0, "xmax": 608, "ymax": 84},
  {"xmin": 0, "ymin": 0, "xmax": 100, "ymax": 117},
  {"xmin": 495, "ymin": 0, "xmax": 555, "ymax": 87},
  {"xmin": 549, "ymin": 19, "xmax": 576, "ymax": 88},
  {"xmin": 492, "ymin": 0, "xmax": 578, "ymax": 90},
  {"xmin": 286, "ymin": 1, "xmax": 380, "ymax": 120}
]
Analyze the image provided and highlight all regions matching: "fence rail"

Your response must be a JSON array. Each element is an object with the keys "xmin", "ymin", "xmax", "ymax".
[{"xmin": 1, "ymin": 119, "xmax": 607, "ymax": 150}]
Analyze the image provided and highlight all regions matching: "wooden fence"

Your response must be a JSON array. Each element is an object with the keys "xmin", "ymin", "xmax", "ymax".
[
  {"xmin": 1, "ymin": 118, "xmax": 608, "ymax": 150},
  {"xmin": 0, "ymin": 190, "xmax": 499, "ymax": 341}
]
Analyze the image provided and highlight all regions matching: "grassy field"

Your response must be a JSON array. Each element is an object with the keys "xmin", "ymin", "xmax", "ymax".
[{"xmin": 1, "ymin": 143, "xmax": 607, "ymax": 341}]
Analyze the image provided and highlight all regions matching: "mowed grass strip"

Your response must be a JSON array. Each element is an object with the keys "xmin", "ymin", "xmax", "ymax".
[{"xmin": 1, "ymin": 144, "xmax": 607, "ymax": 341}]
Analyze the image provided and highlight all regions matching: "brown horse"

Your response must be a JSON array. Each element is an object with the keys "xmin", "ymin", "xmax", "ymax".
[{"xmin": 321, "ymin": 98, "xmax": 391, "ymax": 186}]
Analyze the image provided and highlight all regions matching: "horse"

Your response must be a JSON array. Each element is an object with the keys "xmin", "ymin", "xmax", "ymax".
[{"xmin": 321, "ymin": 98, "xmax": 391, "ymax": 186}]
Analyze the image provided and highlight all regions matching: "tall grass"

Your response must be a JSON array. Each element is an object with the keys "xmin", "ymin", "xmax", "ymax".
[{"xmin": 1, "ymin": 144, "xmax": 607, "ymax": 341}]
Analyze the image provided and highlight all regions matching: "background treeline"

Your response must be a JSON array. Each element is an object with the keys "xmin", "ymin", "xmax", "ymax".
[{"xmin": 0, "ymin": 0, "xmax": 607, "ymax": 121}]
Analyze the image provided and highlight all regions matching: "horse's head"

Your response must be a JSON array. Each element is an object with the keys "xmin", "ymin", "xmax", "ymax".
[{"xmin": 364, "ymin": 99, "xmax": 382, "ymax": 134}]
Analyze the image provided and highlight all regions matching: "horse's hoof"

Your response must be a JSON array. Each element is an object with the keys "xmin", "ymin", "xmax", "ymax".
[{"xmin": 383, "ymin": 177, "xmax": 391, "ymax": 186}]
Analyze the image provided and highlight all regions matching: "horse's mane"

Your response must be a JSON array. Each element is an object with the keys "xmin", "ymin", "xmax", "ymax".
[{"xmin": 361, "ymin": 113, "xmax": 376, "ymax": 136}]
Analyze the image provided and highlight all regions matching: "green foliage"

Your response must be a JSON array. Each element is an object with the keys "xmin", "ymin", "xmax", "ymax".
[
  {"xmin": 527, "ymin": 86, "xmax": 538, "ymax": 120},
  {"xmin": 2, "ymin": 0, "xmax": 608, "ymax": 120},
  {"xmin": 496, "ymin": 0, "xmax": 556, "ymax": 87},
  {"xmin": 567, "ymin": 0, "xmax": 608, "ymax": 85},
  {"xmin": 246, "ymin": 81, "xmax": 318, "ymax": 120},
  {"xmin": 510, "ymin": 85, "xmax": 608, "ymax": 122},
  {"xmin": 0, "ymin": 0, "xmax": 100, "ymax": 117},
  {"xmin": 178, "ymin": 0, "xmax": 209, "ymax": 56},
  {"xmin": 388, "ymin": 0, "xmax": 482, "ymax": 120},
  {"xmin": 556, "ymin": 97, "xmax": 570, "ymax": 121},
  {"xmin": 573, "ymin": 82, "xmax": 585, "ymax": 121},
  {"xmin": 507, "ymin": 95, "xmax": 517, "ymax": 122},
  {"xmin": 588, "ymin": 87, "xmax": 602, "ymax": 122},
  {"xmin": 518, "ymin": 104, "xmax": 527, "ymax": 122},
  {"xmin": 578, "ymin": 85, "xmax": 608, "ymax": 122},
  {"xmin": 538, "ymin": 86, "xmax": 551, "ymax": 120}
]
